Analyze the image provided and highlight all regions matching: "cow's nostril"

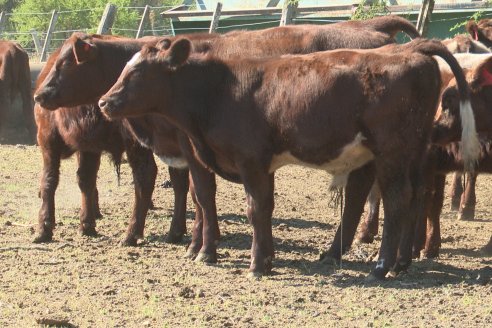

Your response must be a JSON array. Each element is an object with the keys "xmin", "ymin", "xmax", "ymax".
[
  {"xmin": 33, "ymin": 94, "xmax": 42, "ymax": 103},
  {"xmin": 98, "ymin": 99, "xmax": 107, "ymax": 109}
]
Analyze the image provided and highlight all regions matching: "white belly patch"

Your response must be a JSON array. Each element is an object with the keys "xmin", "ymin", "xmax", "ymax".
[
  {"xmin": 157, "ymin": 155, "xmax": 188, "ymax": 169},
  {"xmin": 269, "ymin": 133, "xmax": 374, "ymax": 188}
]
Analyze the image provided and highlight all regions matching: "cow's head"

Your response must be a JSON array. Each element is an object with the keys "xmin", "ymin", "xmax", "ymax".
[
  {"xmin": 99, "ymin": 38, "xmax": 191, "ymax": 120},
  {"xmin": 466, "ymin": 19, "xmax": 492, "ymax": 48},
  {"xmin": 33, "ymin": 33, "xmax": 105, "ymax": 110},
  {"xmin": 433, "ymin": 56, "xmax": 492, "ymax": 144}
]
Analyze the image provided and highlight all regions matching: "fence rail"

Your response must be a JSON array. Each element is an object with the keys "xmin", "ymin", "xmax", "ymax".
[{"xmin": 0, "ymin": 1, "xmax": 491, "ymax": 62}]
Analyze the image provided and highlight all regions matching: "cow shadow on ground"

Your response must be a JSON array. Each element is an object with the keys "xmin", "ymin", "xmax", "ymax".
[{"xmin": 218, "ymin": 213, "xmax": 334, "ymax": 230}]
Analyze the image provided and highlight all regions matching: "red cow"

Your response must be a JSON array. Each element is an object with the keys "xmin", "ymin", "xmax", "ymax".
[
  {"xmin": 32, "ymin": 37, "xmax": 163, "ymax": 245},
  {"xmin": 466, "ymin": 19, "xmax": 492, "ymax": 49},
  {"xmin": 0, "ymin": 41, "xmax": 35, "ymax": 141},
  {"xmin": 98, "ymin": 38, "xmax": 479, "ymax": 279},
  {"xmin": 34, "ymin": 15, "xmax": 421, "ymax": 261}
]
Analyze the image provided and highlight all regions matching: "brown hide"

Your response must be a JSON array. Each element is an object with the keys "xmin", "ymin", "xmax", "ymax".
[
  {"xmin": 33, "ymin": 16, "xmax": 421, "ymax": 263},
  {"xmin": 0, "ymin": 40, "xmax": 35, "ymax": 140},
  {"xmin": 99, "ymin": 38, "xmax": 476, "ymax": 278},
  {"xmin": 466, "ymin": 19, "xmax": 492, "ymax": 49},
  {"xmin": 33, "ymin": 37, "xmax": 159, "ymax": 246}
]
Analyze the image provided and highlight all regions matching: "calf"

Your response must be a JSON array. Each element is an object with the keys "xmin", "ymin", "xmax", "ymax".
[
  {"xmin": 33, "ymin": 39, "xmax": 161, "ymax": 245},
  {"xmin": 34, "ymin": 15, "xmax": 421, "ymax": 261},
  {"xmin": 98, "ymin": 38, "xmax": 479, "ymax": 278},
  {"xmin": 0, "ymin": 41, "xmax": 35, "ymax": 141}
]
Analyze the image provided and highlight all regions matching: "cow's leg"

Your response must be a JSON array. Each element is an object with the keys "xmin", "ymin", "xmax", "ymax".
[
  {"xmin": 411, "ymin": 179, "xmax": 434, "ymax": 259},
  {"xmin": 422, "ymin": 174, "xmax": 445, "ymax": 258},
  {"xmin": 457, "ymin": 172, "xmax": 477, "ymax": 221},
  {"xmin": 185, "ymin": 177, "xmax": 204, "ymax": 259},
  {"xmin": 188, "ymin": 163, "xmax": 219, "ymax": 263},
  {"xmin": 321, "ymin": 163, "xmax": 375, "ymax": 262},
  {"xmin": 370, "ymin": 163, "xmax": 412, "ymax": 279},
  {"xmin": 481, "ymin": 236, "xmax": 492, "ymax": 256},
  {"xmin": 241, "ymin": 169, "xmax": 275, "ymax": 276},
  {"xmin": 33, "ymin": 145, "xmax": 61, "ymax": 243},
  {"xmin": 357, "ymin": 182, "xmax": 381, "ymax": 244},
  {"xmin": 392, "ymin": 160, "xmax": 428, "ymax": 275},
  {"xmin": 93, "ymin": 188, "xmax": 103, "ymax": 219},
  {"xmin": 166, "ymin": 167, "xmax": 189, "ymax": 243},
  {"xmin": 77, "ymin": 151, "xmax": 101, "ymax": 237},
  {"xmin": 449, "ymin": 172, "xmax": 463, "ymax": 211},
  {"xmin": 121, "ymin": 143, "xmax": 157, "ymax": 246}
]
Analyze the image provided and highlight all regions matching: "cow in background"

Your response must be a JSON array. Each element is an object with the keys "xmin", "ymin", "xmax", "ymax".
[{"xmin": 0, "ymin": 41, "xmax": 35, "ymax": 142}]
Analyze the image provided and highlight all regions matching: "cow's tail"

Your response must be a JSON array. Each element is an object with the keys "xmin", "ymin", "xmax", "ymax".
[
  {"xmin": 369, "ymin": 15, "xmax": 421, "ymax": 39},
  {"xmin": 414, "ymin": 39, "xmax": 480, "ymax": 172}
]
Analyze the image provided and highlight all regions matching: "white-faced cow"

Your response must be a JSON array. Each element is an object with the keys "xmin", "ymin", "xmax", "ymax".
[{"xmin": 98, "ymin": 38, "xmax": 479, "ymax": 279}]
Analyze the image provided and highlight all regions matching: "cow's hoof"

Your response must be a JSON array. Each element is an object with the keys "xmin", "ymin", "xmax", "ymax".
[
  {"xmin": 319, "ymin": 251, "xmax": 339, "ymax": 265},
  {"xmin": 80, "ymin": 226, "xmax": 98, "ymax": 237},
  {"xmin": 422, "ymin": 248, "xmax": 439, "ymax": 259},
  {"xmin": 247, "ymin": 271, "xmax": 264, "ymax": 280},
  {"xmin": 194, "ymin": 252, "xmax": 217, "ymax": 263},
  {"xmin": 184, "ymin": 247, "xmax": 198, "ymax": 260},
  {"xmin": 357, "ymin": 232, "xmax": 375, "ymax": 244},
  {"xmin": 165, "ymin": 232, "xmax": 184, "ymax": 244},
  {"xmin": 369, "ymin": 267, "xmax": 388, "ymax": 281},
  {"xmin": 33, "ymin": 231, "xmax": 53, "ymax": 243},
  {"xmin": 120, "ymin": 236, "xmax": 138, "ymax": 247},
  {"xmin": 457, "ymin": 211, "xmax": 474, "ymax": 221},
  {"xmin": 95, "ymin": 211, "xmax": 103, "ymax": 219}
]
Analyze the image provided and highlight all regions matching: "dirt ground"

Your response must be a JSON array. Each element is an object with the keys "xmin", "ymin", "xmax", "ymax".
[{"xmin": 0, "ymin": 141, "xmax": 491, "ymax": 328}]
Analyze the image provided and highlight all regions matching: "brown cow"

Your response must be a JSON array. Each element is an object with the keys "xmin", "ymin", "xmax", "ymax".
[
  {"xmin": 34, "ymin": 16, "xmax": 421, "ymax": 261},
  {"xmin": 98, "ymin": 38, "xmax": 479, "ymax": 278},
  {"xmin": 0, "ymin": 40, "xmax": 36, "ymax": 141},
  {"xmin": 466, "ymin": 19, "xmax": 492, "ymax": 49},
  {"xmin": 32, "ymin": 38, "xmax": 163, "ymax": 245}
]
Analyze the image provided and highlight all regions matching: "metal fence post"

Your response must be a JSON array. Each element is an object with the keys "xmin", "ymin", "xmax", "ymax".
[
  {"xmin": 0, "ymin": 12, "xmax": 7, "ymax": 37},
  {"xmin": 416, "ymin": 0, "xmax": 435, "ymax": 37},
  {"xmin": 136, "ymin": 5, "xmax": 151, "ymax": 38},
  {"xmin": 40, "ymin": 10, "xmax": 58, "ymax": 62},
  {"xmin": 209, "ymin": 2, "xmax": 222, "ymax": 33},
  {"xmin": 30, "ymin": 30, "xmax": 42, "ymax": 57},
  {"xmin": 97, "ymin": 3, "xmax": 117, "ymax": 35},
  {"xmin": 280, "ymin": 0, "xmax": 298, "ymax": 26}
]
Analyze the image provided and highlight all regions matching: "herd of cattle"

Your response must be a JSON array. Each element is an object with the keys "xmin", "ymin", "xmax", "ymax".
[{"xmin": 1, "ymin": 15, "xmax": 492, "ymax": 279}]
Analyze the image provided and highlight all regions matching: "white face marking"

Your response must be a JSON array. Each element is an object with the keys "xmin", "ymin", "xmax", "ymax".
[
  {"xmin": 269, "ymin": 133, "xmax": 374, "ymax": 182},
  {"xmin": 126, "ymin": 52, "xmax": 141, "ymax": 68},
  {"xmin": 157, "ymin": 155, "xmax": 188, "ymax": 169}
]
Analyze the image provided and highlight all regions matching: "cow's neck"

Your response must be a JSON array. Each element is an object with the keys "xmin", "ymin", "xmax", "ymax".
[
  {"xmin": 163, "ymin": 60, "xmax": 242, "ymax": 182},
  {"xmin": 94, "ymin": 39, "xmax": 151, "ymax": 89}
]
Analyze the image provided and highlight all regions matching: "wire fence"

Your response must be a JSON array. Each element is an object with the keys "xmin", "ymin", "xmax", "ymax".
[{"xmin": 0, "ymin": 3, "xmax": 488, "ymax": 62}]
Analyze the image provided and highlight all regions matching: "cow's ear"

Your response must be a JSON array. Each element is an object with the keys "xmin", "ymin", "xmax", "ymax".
[
  {"xmin": 73, "ymin": 38, "xmax": 97, "ymax": 64},
  {"xmin": 471, "ymin": 56, "xmax": 492, "ymax": 88},
  {"xmin": 167, "ymin": 38, "xmax": 191, "ymax": 67},
  {"xmin": 466, "ymin": 20, "xmax": 479, "ymax": 41},
  {"xmin": 156, "ymin": 38, "xmax": 172, "ymax": 51}
]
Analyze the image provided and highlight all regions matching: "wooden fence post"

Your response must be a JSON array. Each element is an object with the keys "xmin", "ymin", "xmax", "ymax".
[
  {"xmin": 209, "ymin": 2, "xmax": 222, "ymax": 33},
  {"xmin": 97, "ymin": 3, "xmax": 117, "ymax": 35},
  {"xmin": 416, "ymin": 0, "xmax": 435, "ymax": 37},
  {"xmin": 40, "ymin": 10, "xmax": 58, "ymax": 62},
  {"xmin": 280, "ymin": 0, "xmax": 298, "ymax": 26},
  {"xmin": 30, "ymin": 30, "xmax": 42, "ymax": 57},
  {"xmin": 0, "ymin": 12, "xmax": 7, "ymax": 37},
  {"xmin": 136, "ymin": 5, "xmax": 150, "ymax": 38}
]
